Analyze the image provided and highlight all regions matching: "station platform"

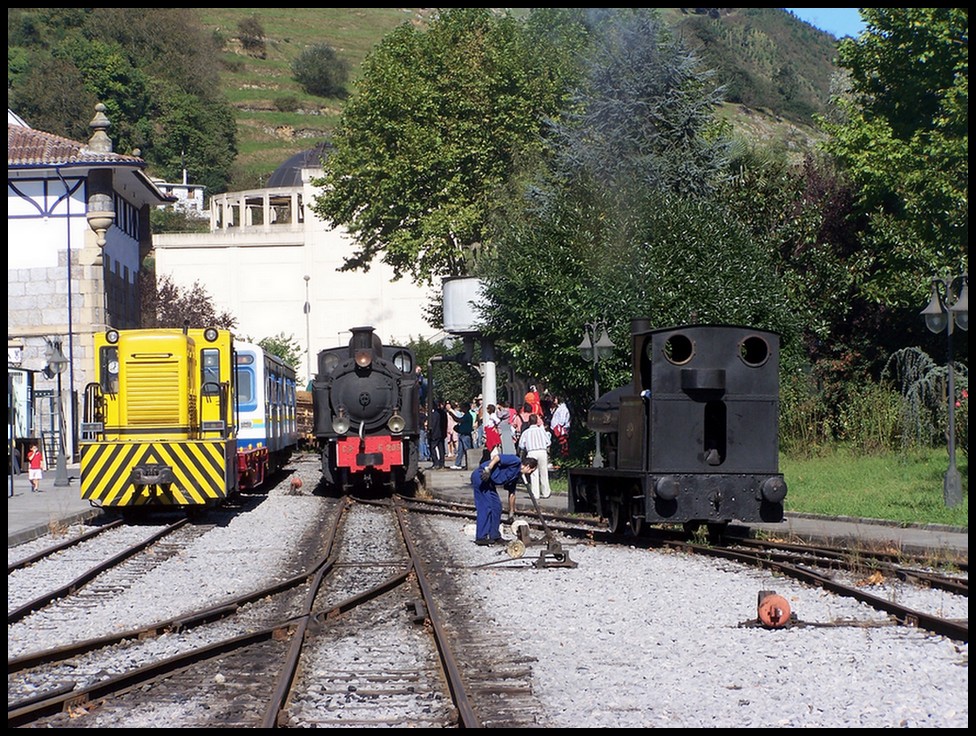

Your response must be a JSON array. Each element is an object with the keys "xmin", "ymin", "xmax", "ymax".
[{"xmin": 7, "ymin": 463, "xmax": 100, "ymax": 547}]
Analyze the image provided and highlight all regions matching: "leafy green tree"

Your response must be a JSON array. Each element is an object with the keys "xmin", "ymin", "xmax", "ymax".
[
  {"xmin": 309, "ymin": 7, "xmax": 585, "ymax": 285},
  {"xmin": 819, "ymin": 8, "xmax": 968, "ymax": 307},
  {"xmin": 7, "ymin": 8, "xmax": 238, "ymax": 193},
  {"xmin": 257, "ymin": 332, "xmax": 302, "ymax": 370},
  {"xmin": 292, "ymin": 44, "xmax": 349, "ymax": 98},
  {"xmin": 7, "ymin": 54, "xmax": 96, "ymax": 141},
  {"xmin": 476, "ymin": 9, "xmax": 798, "ymax": 409}
]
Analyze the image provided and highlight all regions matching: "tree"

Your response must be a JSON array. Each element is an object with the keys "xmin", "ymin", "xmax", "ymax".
[
  {"xmin": 551, "ymin": 8, "xmax": 730, "ymax": 199},
  {"xmin": 257, "ymin": 332, "xmax": 302, "ymax": 370},
  {"xmin": 309, "ymin": 8, "xmax": 585, "ymax": 285},
  {"xmin": 143, "ymin": 274, "xmax": 237, "ymax": 330},
  {"xmin": 7, "ymin": 8, "xmax": 238, "ymax": 193},
  {"xmin": 476, "ymin": 9, "xmax": 798, "ymax": 404},
  {"xmin": 819, "ymin": 8, "xmax": 968, "ymax": 308},
  {"xmin": 292, "ymin": 44, "xmax": 349, "ymax": 98},
  {"xmin": 237, "ymin": 16, "xmax": 266, "ymax": 58}
]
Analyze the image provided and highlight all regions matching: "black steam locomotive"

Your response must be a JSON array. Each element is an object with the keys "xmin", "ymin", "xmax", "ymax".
[
  {"xmin": 569, "ymin": 321, "xmax": 787, "ymax": 535},
  {"xmin": 311, "ymin": 326, "xmax": 421, "ymax": 494}
]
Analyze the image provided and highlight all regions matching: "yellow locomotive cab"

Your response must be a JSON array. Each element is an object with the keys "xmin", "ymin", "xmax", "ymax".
[{"xmin": 81, "ymin": 328, "xmax": 237, "ymax": 509}]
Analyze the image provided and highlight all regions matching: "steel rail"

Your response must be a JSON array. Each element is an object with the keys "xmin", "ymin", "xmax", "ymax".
[{"xmin": 8, "ymin": 519, "xmax": 190, "ymax": 624}]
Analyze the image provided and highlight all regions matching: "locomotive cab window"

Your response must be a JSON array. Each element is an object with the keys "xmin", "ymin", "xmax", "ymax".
[
  {"xmin": 739, "ymin": 335, "xmax": 770, "ymax": 367},
  {"xmin": 391, "ymin": 350, "xmax": 413, "ymax": 374},
  {"xmin": 201, "ymin": 348, "xmax": 221, "ymax": 395},
  {"xmin": 100, "ymin": 346, "xmax": 120, "ymax": 394}
]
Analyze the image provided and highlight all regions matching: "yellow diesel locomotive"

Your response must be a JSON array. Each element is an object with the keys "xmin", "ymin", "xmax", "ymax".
[{"xmin": 80, "ymin": 327, "xmax": 296, "ymax": 510}]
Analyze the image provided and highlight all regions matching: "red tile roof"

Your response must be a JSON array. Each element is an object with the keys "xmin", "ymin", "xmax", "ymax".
[{"xmin": 8, "ymin": 124, "xmax": 144, "ymax": 168}]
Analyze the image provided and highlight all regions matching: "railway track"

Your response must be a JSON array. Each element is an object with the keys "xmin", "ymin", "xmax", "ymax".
[
  {"xmin": 8, "ymin": 459, "xmax": 968, "ymax": 728},
  {"xmin": 9, "ymin": 499, "xmax": 499, "ymax": 727}
]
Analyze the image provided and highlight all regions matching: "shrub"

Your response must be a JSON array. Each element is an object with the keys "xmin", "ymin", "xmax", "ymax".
[
  {"xmin": 238, "ymin": 16, "xmax": 266, "ymax": 58},
  {"xmin": 274, "ymin": 95, "xmax": 300, "ymax": 113},
  {"xmin": 883, "ymin": 347, "xmax": 969, "ymax": 457},
  {"xmin": 779, "ymin": 370, "xmax": 832, "ymax": 456},
  {"xmin": 835, "ymin": 379, "xmax": 904, "ymax": 454},
  {"xmin": 292, "ymin": 43, "xmax": 349, "ymax": 98}
]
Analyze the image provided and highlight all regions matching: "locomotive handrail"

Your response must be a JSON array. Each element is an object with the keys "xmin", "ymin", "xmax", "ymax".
[
  {"xmin": 200, "ymin": 381, "xmax": 231, "ymax": 438},
  {"xmin": 80, "ymin": 382, "xmax": 105, "ymax": 439}
]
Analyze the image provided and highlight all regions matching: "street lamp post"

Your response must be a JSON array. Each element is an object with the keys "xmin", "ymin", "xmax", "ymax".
[
  {"xmin": 44, "ymin": 339, "xmax": 71, "ymax": 487},
  {"xmin": 577, "ymin": 321, "xmax": 615, "ymax": 467},
  {"xmin": 303, "ymin": 275, "xmax": 312, "ymax": 388},
  {"xmin": 920, "ymin": 273, "xmax": 968, "ymax": 508}
]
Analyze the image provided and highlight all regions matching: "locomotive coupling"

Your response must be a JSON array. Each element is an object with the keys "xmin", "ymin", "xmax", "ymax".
[{"xmin": 756, "ymin": 590, "xmax": 793, "ymax": 629}]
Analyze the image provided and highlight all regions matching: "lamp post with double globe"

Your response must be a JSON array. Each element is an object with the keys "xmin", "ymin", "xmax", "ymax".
[{"xmin": 920, "ymin": 273, "xmax": 968, "ymax": 508}]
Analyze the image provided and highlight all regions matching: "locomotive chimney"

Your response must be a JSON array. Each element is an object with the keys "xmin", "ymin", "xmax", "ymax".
[{"xmin": 631, "ymin": 318, "xmax": 651, "ymax": 393}]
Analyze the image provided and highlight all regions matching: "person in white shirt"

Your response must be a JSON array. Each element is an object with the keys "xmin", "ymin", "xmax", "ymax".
[
  {"xmin": 550, "ymin": 395, "xmax": 571, "ymax": 460},
  {"xmin": 517, "ymin": 414, "xmax": 552, "ymax": 501}
]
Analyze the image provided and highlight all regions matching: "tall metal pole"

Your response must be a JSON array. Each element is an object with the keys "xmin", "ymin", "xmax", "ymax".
[
  {"xmin": 921, "ymin": 273, "xmax": 967, "ymax": 508},
  {"xmin": 943, "ymin": 313, "xmax": 961, "ymax": 507},
  {"xmin": 8, "ymin": 372, "xmax": 15, "ymax": 498},
  {"xmin": 54, "ymin": 369, "xmax": 69, "ymax": 486},
  {"xmin": 578, "ymin": 321, "xmax": 613, "ymax": 468},
  {"xmin": 592, "ymin": 337, "xmax": 604, "ymax": 468},
  {"xmin": 303, "ymin": 275, "xmax": 311, "ymax": 388}
]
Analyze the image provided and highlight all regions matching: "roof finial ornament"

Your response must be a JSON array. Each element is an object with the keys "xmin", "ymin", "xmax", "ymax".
[{"xmin": 87, "ymin": 102, "xmax": 113, "ymax": 154}]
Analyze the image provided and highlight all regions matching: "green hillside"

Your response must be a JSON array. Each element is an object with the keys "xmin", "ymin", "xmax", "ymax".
[{"xmin": 198, "ymin": 8, "xmax": 842, "ymax": 191}]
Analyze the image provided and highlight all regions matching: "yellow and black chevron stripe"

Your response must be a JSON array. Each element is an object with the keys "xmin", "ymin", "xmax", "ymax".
[{"xmin": 81, "ymin": 440, "xmax": 236, "ymax": 508}]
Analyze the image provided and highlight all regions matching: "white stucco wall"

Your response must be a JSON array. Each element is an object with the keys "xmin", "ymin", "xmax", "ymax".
[{"xmin": 153, "ymin": 169, "xmax": 440, "ymax": 385}]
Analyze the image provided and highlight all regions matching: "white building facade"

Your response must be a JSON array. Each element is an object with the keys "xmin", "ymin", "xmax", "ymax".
[
  {"xmin": 153, "ymin": 153, "xmax": 438, "ymax": 386},
  {"xmin": 7, "ymin": 106, "xmax": 172, "ymax": 459}
]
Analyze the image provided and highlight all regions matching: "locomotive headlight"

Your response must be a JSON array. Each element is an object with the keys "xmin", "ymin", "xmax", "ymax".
[
  {"xmin": 204, "ymin": 327, "xmax": 219, "ymax": 342},
  {"xmin": 760, "ymin": 477, "xmax": 787, "ymax": 503},
  {"xmin": 387, "ymin": 412, "xmax": 406, "ymax": 434},
  {"xmin": 354, "ymin": 349, "xmax": 373, "ymax": 368},
  {"xmin": 106, "ymin": 329, "xmax": 120, "ymax": 344},
  {"xmin": 333, "ymin": 409, "xmax": 351, "ymax": 435}
]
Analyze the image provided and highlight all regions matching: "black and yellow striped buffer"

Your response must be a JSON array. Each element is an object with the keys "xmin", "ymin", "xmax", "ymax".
[{"xmin": 81, "ymin": 440, "xmax": 235, "ymax": 507}]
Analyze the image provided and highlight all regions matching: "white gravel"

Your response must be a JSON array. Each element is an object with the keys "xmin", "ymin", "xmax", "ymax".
[
  {"xmin": 435, "ymin": 515, "xmax": 968, "ymax": 728},
  {"xmin": 7, "ymin": 476, "xmax": 968, "ymax": 728}
]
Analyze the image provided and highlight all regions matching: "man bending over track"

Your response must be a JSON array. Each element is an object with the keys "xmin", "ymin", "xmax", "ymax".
[{"xmin": 470, "ymin": 454, "xmax": 538, "ymax": 545}]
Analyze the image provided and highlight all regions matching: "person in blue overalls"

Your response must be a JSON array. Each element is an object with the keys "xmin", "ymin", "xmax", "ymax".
[{"xmin": 470, "ymin": 453, "xmax": 538, "ymax": 545}]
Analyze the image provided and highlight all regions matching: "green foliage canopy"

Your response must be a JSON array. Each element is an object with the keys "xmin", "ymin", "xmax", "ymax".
[
  {"xmin": 256, "ymin": 333, "xmax": 302, "ymax": 373},
  {"xmin": 7, "ymin": 8, "xmax": 238, "ymax": 193},
  {"xmin": 477, "ymin": 9, "xmax": 797, "ymax": 405},
  {"xmin": 309, "ymin": 8, "xmax": 584, "ymax": 285},
  {"xmin": 292, "ymin": 44, "xmax": 349, "ymax": 98},
  {"xmin": 819, "ymin": 8, "xmax": 968, "ymax": 307}
]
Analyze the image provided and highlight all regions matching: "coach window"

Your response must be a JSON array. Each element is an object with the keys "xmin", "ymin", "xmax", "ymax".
[
  {"xmin": 201, "ymin": 349, "xmax": 221, "ymax": 395},
  {"xmin": 100, "ymin": 346, "xmax": 120, "ymax": 394}
]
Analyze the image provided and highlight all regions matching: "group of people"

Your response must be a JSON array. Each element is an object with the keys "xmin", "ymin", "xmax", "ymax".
[
  {"xmin": 415, "ymin": 380, "xmax": 573, "ymax": 546},
  {"xmin": 422, "ymin": 398, "xmax": 480, "ymax": 470}
]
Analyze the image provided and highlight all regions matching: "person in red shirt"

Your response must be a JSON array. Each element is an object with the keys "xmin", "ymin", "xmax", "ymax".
[
  {"xmin": 524, "ymin": 385, "xmax": 542, "ymax": 418},
  {"xmin": 27, "ymin": 443, "xmax": 44, "ymax": 492}
]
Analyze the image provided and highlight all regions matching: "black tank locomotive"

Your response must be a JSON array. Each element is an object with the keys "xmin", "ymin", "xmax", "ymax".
[
  {"xmin": 569, "ymin": 322, "xmax": 787, "ymax": 534},
  {"xmin": 311, "ymin": 326, "xmax": 421, "ymax": 493}
]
